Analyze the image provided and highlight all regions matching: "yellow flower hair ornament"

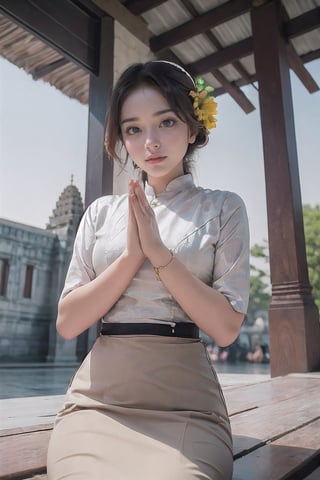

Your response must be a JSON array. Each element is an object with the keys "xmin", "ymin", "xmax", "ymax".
[{"xmin": 189, "ymin": 77, "xmax": 218, "ymax": 132}]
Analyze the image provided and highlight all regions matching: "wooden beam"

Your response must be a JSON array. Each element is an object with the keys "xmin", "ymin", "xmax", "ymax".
[
  {"xmin": 184, "ymin": 6, "xmax": 320, "ymax": 77},
  {"xmin": 285, "ymin": 7, "xmax": 320, "ymax": 39},
  {"xmin": 187, "ymin": 38, "xmax": 254, "ymax": 75},
  {"xmin": 123, "ymin": 0, "xmax": 167, "ymax": 15},
  {"xmin": 0, "ymin": 0, "xmax": 100, "ymax": 73},
  {"xmin": 286, "ymin": 42, "xmax": 319, "ymax": 94},
  {"xmin": 206, "ymin": 30, "xmax": 258, "ymax": 91},
  {"xmin": 85, "ymin": 15, "xmax": 114, "ymax": 207},
  {"xmin": 211, "ymin": 69, "xmax": 254, "ymax": 113},
  {"xmin": 209, "ymin": 36, "xmax": 257, "ymax": 91},
  {"xmin": 33, "ymin": 57, "xmax": 69, "ymax": 80},
  {"xmin": 211, "ymin": 40, "xmax": 320, "ymax": 96},
  {"xmin": 157, "ymin": 47, "xmax": 254, "ymax": 113},
  {"xmin": 281, "ymin": 4, "xmax": 319, "ymax": 94},
  {"xmin": 180, "ymin": 0, "xmax": 255, "ymax": 113},
  {"xmin": 301, "ymin": 48, "xmax": 320, "ymax": 64},
  {"xmin": 91, "ymin": 0, "xmax": 150, "ymax": 46},
  {"xmin": 150, "ymin": 5, "xmax": 319, "ymax": 76},
  {"xmin": 251, "ymin": 0, "xmax": 320, "ymax": 377},
  {"xmin": 150, "ymin": 0, "xmax": 251, "ymax": 53}
]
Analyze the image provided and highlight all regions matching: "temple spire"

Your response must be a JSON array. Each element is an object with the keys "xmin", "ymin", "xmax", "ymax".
[{"xmin": 46, "ymin": 180, "xmax": 84, "ymax": 240}]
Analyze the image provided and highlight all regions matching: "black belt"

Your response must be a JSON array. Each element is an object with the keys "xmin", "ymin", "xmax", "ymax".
[{"xmin": 100, "ymin": 322, "xmax": 199, "ymax": 338}]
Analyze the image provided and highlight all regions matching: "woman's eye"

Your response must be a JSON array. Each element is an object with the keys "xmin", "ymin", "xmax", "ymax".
[
  {"xmin": 126, "ymin": 126, "xmax": 140, "ymax": 135},
  {"xmin": 161, "ymin": 118, "xmax": 176, "ymax": 128}
]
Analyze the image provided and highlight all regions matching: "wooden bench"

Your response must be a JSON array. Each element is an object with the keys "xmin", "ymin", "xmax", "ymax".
[
  {"xmin": 225, "ymin": 374, "xmax": 320, "ymax": 479},
  {"xmin": 1, "ymin": 374, "xmax": 320, "ymax": 479},
  {"xmin": 0, "ymin": 395, "xmax": 61, "ymax": 480}
]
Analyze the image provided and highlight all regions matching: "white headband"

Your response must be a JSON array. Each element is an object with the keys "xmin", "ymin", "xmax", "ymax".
[{"xmin": 151, "ymin": 60, "xmax": 195, "ymax": 86}]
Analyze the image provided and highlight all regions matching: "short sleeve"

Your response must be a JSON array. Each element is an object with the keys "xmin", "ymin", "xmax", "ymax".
[
  {"xmin": 212, "ymin": 192, "xmax": 250, "ymax": 314},
  {"xmin": 60, "ymin": 200, "xmax": 98, "ymax": 299}
]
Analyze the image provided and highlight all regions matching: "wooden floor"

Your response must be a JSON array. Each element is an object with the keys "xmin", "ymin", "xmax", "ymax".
[{"xmin": 1, "ymin": 372, "xmax": 320, "ymax": 479}]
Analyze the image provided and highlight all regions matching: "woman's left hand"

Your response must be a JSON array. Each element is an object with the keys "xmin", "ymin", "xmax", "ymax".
[{"xmin": 129, "ymin": 181, "xmax": 166, "ymax": 259}]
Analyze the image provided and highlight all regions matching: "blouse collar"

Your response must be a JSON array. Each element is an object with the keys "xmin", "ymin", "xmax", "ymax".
[{"xmin": 145, "ymin": 174, "xmax": 194, "ymax": 198}]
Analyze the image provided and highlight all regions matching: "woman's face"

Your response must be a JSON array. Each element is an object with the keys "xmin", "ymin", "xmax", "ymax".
[{"xmin": 120, "ymin": 85, "xmax": 196, "ymax": 189}]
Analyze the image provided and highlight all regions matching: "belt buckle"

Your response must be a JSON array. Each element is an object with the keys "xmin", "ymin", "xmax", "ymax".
[{"xmin": 170, "ymin": 322, "xmax": 176, "ymax": 335}]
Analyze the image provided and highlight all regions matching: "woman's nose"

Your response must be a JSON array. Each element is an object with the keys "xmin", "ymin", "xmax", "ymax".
[{"xmin": 145, "ymin": 133, "xmax": 160, "ymax": 151}]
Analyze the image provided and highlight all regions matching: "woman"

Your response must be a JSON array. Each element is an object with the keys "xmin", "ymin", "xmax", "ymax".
[{"xmin": 47, "ymin": 61, "xmax": 250, "ymax": 480}]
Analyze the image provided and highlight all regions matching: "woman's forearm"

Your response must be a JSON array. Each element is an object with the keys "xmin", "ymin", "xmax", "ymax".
[
  {"xmin": 149, "ymin": 248, "xmax": 244, "ymax": 347},
  {"xmin": 56, "ymin": 252, "xmax": 144, "ymax": 339}
]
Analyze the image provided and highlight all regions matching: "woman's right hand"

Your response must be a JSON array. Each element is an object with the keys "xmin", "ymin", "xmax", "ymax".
[
  {"xmin": 126, "ymin": 180, "xmax": 146, "ymax": 262},
  {"xmin": 57, "ymin": 180, "xmax": 146, "ymax": 339}
]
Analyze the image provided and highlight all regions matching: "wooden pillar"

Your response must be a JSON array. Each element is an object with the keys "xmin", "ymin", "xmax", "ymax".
[
  {"xmin": 251, "ymin": 0, "xmax": 320, "ymax": 376},
  {"xmin": 85, "ymin": 15, "xmax": 115, "ymax": 349},
  {"xmin": 85, "ymin": 15, "xmax": 114, "ymax": 206}
]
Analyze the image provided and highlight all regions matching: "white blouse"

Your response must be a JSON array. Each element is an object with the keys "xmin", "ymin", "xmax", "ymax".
[{"xmin": 61, "ymin": 174, "xmax": 250, "ymax": 324}]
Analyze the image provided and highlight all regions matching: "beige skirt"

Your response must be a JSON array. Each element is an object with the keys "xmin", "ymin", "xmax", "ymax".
[{"xmin": 47, "ymin": 335, "xmax": 233, "ymax": 480}]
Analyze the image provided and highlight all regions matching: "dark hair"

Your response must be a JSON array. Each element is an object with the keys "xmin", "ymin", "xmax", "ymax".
[{"xmin": 104, "ymin": 61, "xmax": 208, "ymax": 176}]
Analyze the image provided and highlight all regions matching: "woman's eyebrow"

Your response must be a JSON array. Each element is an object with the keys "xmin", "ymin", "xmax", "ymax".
[{"xmin": 120, "ymin": 109, "xmax": 174, "ymax": 125}]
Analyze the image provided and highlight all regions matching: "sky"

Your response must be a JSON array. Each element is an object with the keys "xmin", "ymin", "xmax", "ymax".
[{"xmin": 0, "ymin": 56, "xmax": 319, "ymax": 246}]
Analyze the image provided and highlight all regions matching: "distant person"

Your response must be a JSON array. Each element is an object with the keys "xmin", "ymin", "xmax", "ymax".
[
  {"xmin": 253, "ymin": 316, "xmax": 265, "ymax": 332},
  {"xmin": 246, "ymin": 316, "xmax": 268, "ymax": 362},
  {"xmin": 47, "ymin": 60, "xmax": 250, "ymax": 479}
]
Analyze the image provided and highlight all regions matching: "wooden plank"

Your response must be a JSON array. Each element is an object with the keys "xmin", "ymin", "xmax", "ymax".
[
  {"xmin": 0, "ymin": 429, "xmax": 51, "ymax": 479},
  {"xmin": 0, "ymin": 395, "xmax": 63, "ymax": 432},
  {"xmin": 1, "ymin": 423, "xmax": 53, "ymax": 438},
  {"xmin": 224, "ymin": 376, "xmax": 320, "ymax": 416},
  {"xmin": 21, "ymin": 476, "xmax": 47, "ymax": 480},
  {"xmin": 231, "ymin": 387, "xmax": 320, "ymax": 457},
  {"xmin": 233, "ymin": 419, "xmax": 320, "ymax": 480},
  {"xmin": 220, "ymin": 373, "xmax": 270, "ymax": 388}
]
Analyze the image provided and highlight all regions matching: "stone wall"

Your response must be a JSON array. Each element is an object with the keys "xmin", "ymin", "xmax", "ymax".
[
  {"xmin": 114, "ymin": 21, "xmax": 151, "ymax": 82},
  {"xmin": 0, "ymin": 219, "xmax": 60, "ymax": 360}
]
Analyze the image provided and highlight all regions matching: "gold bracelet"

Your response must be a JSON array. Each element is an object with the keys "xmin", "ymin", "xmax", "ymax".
[{"xmin": 153, "ymin": 250, "xmax": 174, "ymax": 281}]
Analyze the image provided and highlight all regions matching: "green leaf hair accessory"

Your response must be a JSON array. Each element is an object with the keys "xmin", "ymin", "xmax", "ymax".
[{"xmin": 189, "ymin": 77, "xmax": 218, "ymax": 131}]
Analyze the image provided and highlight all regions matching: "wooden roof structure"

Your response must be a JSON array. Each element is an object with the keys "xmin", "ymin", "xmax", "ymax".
[
  {"xmin": 0, "ymin": 1, "xmax": 319, "ymax": 108},
  {"xmin": 0, "ymin": 0, "xmax": 320, "ymax": 377}
]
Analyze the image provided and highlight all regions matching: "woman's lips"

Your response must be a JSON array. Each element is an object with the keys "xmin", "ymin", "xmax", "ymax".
[{"xmin": 146, "ymin": 156, "xmax": 166, "ymax": 164}]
